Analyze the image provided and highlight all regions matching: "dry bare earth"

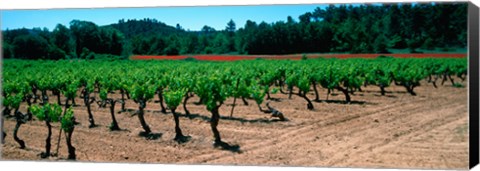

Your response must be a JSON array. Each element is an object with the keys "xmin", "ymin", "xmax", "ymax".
[{"xmin": 1, "ymin": 80, "xmax": 469, "ymax": 170}]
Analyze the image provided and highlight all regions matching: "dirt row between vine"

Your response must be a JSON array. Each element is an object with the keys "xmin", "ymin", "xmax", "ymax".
[{"xmin": 1, "ymin": 80, "xmax": 469, "ymax": 170}]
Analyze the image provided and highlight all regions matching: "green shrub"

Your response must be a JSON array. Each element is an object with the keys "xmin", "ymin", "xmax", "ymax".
[
  {"xmin": 184, "ymin": 56, "xmax": 197, "ymax": 61},
  {"xmin": 93, "ymin": 54, "xmax": 123, "ymax": 61},
  {"xmin": 441, "ymin": 47, "xmax": 454, "ymax": 52},
  {"xmin": 453, "ymin": 83, "xmax": 464, "ymax": 88},
  {"xmin": 301, "ymin": 54, "xmax": 308, "ymax": 60},
  {"xmin": 377, "ymin": 55, "xmax": 393, "ymax": 59}
]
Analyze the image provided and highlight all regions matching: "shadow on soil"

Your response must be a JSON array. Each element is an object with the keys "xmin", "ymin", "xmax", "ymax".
[
  {"xmin": 174, "ymin": 135, "xmax": 192, "ymax": 144},
  {"xmin": 109, "ymin": 128, "xmax": 131, "ymax": 132},
  {"xmin": 363, "ymin": 90, "xmax": 408, "ymax": 94},
  {"xmin": 176, "ymin": 113, "xmax": 288, "ymax": 124},
  {"xmin": 314, "ymin": 99, "xmax": 376, "ymax": 105},
  {"xmin": 138, "ymin": 131, "xmax": 163, "ymax": 140},
  {"xmin": 266, "ymin": 97, "xmax": 282, "ymax": 102},
  {"xmin": 214, "ymin": 141, "xmax": 242, "ymax": 153},
  {"xmin": 373, "ymin": 94, "xmax": 398, "ymax": 98}
]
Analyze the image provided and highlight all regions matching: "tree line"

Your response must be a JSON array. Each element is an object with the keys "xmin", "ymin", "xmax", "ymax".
[{"xmin": 1, "ymin": 2, "xmax": 467, "ymax": 60}]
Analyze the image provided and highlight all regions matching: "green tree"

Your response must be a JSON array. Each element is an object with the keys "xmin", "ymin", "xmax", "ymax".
[
  {"xmin": 225, "ymin": 19, "xmax": 236, "ymax": 52},
  {"xmin": 12, "ymin": 34, "xmax": 50, "ymax": 59},
  {"xmin": 52, "ymin": 24, "xmax": 74, "ymax": 58},
  {"xmin": 2, "ymin": 41, "xmax": 14, "ymax": 58}
]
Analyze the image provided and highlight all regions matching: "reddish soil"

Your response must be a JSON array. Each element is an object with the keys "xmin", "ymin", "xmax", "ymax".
[
  {"xmin": 1, "ymin": 80, "xmax": 469, "ymax": 169},
  {"xmin": 131, "ymin": 53, "xmax": 467, "ymax": 61}
]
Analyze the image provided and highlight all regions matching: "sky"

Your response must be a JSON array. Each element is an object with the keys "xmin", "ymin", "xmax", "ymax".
[{"xmin": 1, "ymin": 4, "xmax": 327, "ymax": 31}]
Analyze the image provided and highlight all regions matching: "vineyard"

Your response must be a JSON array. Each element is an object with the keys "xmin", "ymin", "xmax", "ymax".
[{"xmin": 1, "ymin": 57, "xmax": 469, "ymax": 169}]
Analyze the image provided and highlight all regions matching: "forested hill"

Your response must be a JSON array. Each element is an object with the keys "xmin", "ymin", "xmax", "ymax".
[
  {"xmin": 109, "ymin": 18, "xmax": 185, "ymax": 39},
  {"xmin": 2, "ymin": 2, "xmax": 467, "ymax": 60}
]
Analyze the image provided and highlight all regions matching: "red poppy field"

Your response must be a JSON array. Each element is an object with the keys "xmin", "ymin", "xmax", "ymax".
[{"xmin": 130, "ymin": 53, "xmax": 467, "ymax": 61}]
